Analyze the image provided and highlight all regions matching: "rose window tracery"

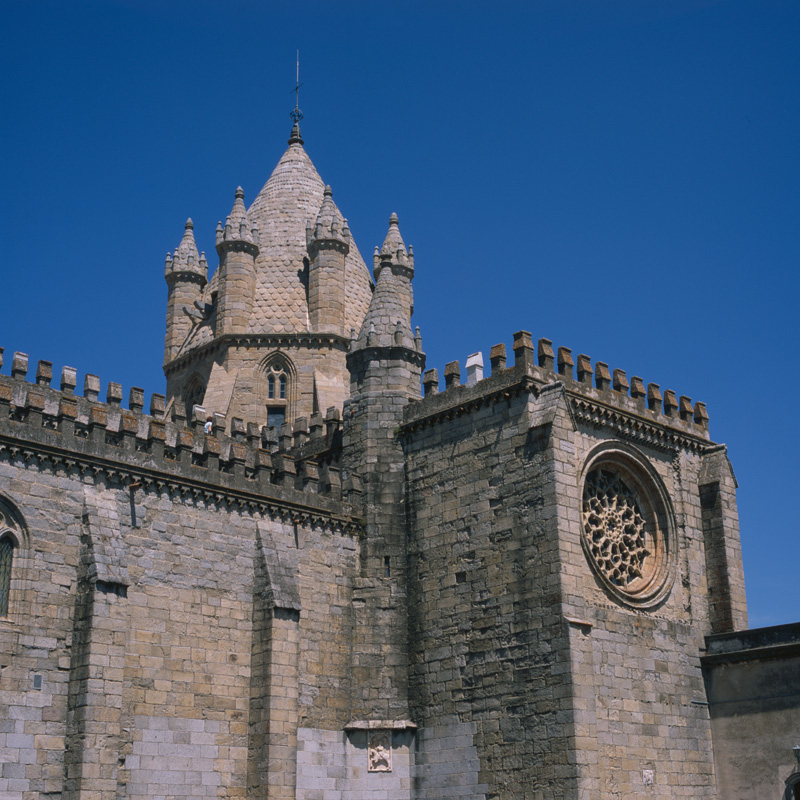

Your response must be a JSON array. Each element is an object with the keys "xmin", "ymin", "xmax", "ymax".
[
  {"xmin": 579, "ymin": 452, "xmax": 675, "ymax": 609},
  {"xmin": 583, "ymin": 469, "xmax": 649, "ymax": 587}
]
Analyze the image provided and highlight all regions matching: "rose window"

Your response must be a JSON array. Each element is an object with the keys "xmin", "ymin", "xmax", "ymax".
[
  {"xmin": 583, "ymin": 470, "xmax": 649, "ymax": 587},
  {"xmin": 579, "ymin": 454, "xmax": 674, "ymax": 608}
]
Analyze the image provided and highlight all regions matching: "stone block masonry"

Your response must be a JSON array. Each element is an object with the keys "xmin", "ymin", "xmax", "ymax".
[
  {"xmin": 0, "ymin": 107, "xmax": 778, "ymax": 798},
  {"xmin": 402, "ymin": 331, "xmax": 744, "ymax": 798},
  {"xmin": 0, "ymin": 356, "xmax": 362, "ymax": 800}
]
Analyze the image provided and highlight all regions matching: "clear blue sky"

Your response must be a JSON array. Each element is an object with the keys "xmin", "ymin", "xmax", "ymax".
[{"xmin": 1, "ymin": 1, "xmax": 798, "ymax": 627}]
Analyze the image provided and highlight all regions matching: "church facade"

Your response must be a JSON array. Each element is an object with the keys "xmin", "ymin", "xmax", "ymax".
[{"xmin": 0, "ymin": 118, "xmax": 798, "ymax": 799}]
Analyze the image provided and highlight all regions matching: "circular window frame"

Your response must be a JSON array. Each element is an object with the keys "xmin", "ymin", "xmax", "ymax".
[{"xmin": 579, "ymin": 442, "xmax": 676, "ymax": 609}]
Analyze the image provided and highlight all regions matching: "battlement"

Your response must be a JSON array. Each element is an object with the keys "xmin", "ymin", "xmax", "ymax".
[
  {"xmin": 406, "ymin": 331, "xmax": 712, "ymax": 446},
  {"xmin": 0, "ymin": 349, "xmax": 360, "ymax": 530}
]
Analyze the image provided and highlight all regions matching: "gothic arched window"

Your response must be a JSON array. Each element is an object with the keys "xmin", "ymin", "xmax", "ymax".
[
  {"xmin": 0, "ymin": 499, "xmax": 27, "ymax": 621},
  {"xmin": 0, "ymin": 534, "xmax": 14, "ymax": 617},
  {"xmin": 183, "ymin": 375, "xmax": 206, "ymax": 421},
  {"xmin": 264, "ymin": 358, "xmax": 293, "ymax": 429},
  {"xmin": 267, "ymin": 372, "xmax": 288, "ymax": 401}
]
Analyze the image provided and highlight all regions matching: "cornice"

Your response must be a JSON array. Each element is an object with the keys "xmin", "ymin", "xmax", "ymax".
[
  {"xmin": 567, "ymin": 392, "xmax": 709, "ymax": 454},
  {"xmin": 165, "ymin": 331, "xmax": 352, "ymax": 375},
  {"xmin": 0, "ymin": 431, "xmax": 363, "ymax": 536}
]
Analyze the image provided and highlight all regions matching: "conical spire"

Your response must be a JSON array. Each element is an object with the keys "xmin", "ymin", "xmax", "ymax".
[
  {"xmin": 374, "ymin": 213, "xmax": 414, "ymax": 281},
  {"xmin": 307, "ymin": 185, "xmax": 349, "ymax": 250},
  {"xmin": 215, "ymin": 187, "xmax": 259, "ymax": 251},
  {"xmin": 245, "ymin": 140, "xmax": 373, "ymax": 338},
  {"xmin": 354, "ymin": 268, "xmax": 413, "ymax": 350},
  {"xmin": 167, "ymin": 218, "xmax": 205, "ymax": 277},
  {"xmin": 355, "ymin": 218, "xmax": 416, "ymax": 351},
  {"xmin": 380, "ymin": 213, "xmax": 406, "ymax": 257}
]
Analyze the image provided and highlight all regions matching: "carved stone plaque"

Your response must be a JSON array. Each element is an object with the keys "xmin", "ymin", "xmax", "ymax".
[{"xmin": 367, "ymin": 731, "xmax": 392, "ymax": 772}]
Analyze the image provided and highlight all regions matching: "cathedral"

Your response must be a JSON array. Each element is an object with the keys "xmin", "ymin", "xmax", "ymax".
[{"xmin": 0, "ymin": 113, "xmax": 798, "ymax": 799}]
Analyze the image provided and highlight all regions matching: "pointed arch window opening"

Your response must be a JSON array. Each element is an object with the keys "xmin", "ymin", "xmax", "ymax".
[
  {"xmin": 183, "ymin": 376, "xmax": 206, "ymax": 422},
  {"xmin": 268, "ymin": 374, "xmax": 287, "ymax": 401},
  {"xmin": 0, "ymin": 534, "xmax": 15, "ymax": 617},
  {"xmin": 266, "ymin": 360, "xmax": 292, "ymax": 429}
]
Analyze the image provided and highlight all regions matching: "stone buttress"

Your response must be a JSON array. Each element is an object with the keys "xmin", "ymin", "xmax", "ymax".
[{"xmin": 296, "ymin": 214, "xmax": 424, "ymax": 798}]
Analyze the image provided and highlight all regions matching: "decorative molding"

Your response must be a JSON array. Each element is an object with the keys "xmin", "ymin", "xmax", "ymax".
[
  {"xmin": 568, "ymin": 394, "xmax": 709, "ymax": 454},
  {"xmin": 0, "ymin": 434, "xmax": 363, "ymax": 536},
  {"xmin": 166, "ymin": 331, "xmax": 351, "ymax": 375}
]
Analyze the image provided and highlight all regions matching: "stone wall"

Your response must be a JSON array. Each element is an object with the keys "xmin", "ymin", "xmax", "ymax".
[
  {"xmin": 166, "ymin": 334, "xmax": 351, "ymax": 427},
  {"xmin": 0, "ymin": 319, "xmax": 765, "ymax": 799},
  {"xmin": 402, "ymin": 332, "xmax": 742, "ymax": 799},
  {"xmin": 405, "ymin": 382, "xmax": 578, "ymax": 798},
  {"xmin": 702, "ymin": 624, "xmax": 800, "ymax": 799},
  {"xmin": 0, "ymin": 364, "xmax": 361, "ymax": 800}
]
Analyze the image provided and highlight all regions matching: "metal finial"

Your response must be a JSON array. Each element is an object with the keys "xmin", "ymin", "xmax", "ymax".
[{"xmin": 290, "ymin": 49, "xmax": 304, "ymax": 125}]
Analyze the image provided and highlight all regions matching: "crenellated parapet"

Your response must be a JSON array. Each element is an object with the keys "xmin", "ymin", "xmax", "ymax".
[
  {"xmin": 0, "ymin": 350, "xmax": 362, "ymax": 533},
  {"xmin": 404, "ymin": 331, "xmax": 712, "ymax": 453}
]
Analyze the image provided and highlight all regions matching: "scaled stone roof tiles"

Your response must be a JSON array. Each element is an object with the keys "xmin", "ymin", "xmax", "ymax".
[{"xmin": 174, "ymin": 140, "xmax": 373, "ymax": 360}]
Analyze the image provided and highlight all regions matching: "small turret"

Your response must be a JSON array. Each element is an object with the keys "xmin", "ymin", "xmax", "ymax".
[
  {"xmin": 215, "ymin": 187, "xmax": 260, "ymax": 337},
  {"xmin": 349, "ymin": 212, "xmax": 423, "ymax": 390},
  {"xmin": 164, "ymin": 219, "xmax": 208, "ymax": 363},
  {"xmin": 306, "ymin": 186, "xmax": 349, "ymax": 335},
  {"xmin": 375, "ymin": 212, "xmax": 414, "ymax": 319}
]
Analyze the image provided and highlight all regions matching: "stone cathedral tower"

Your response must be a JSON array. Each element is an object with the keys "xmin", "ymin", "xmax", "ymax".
[
  {"xmin": 0, "ymin": 110, "xmax": 798, "ymax": 800},
  {"xmin": 163, "ymin": 120, "xmax": 373, "ymax": 428}
]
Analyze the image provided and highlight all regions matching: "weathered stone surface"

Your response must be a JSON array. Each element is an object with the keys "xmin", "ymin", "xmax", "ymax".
[{"xmin": 1, "ymin": 117, "xmax": 791, "ymax": 800}]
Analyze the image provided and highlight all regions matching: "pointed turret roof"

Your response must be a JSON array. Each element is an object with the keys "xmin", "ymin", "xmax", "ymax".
[
  {"xmin": 168, "ymin": 219, "xmax": 205, "ymax": 277},
  {"xmin": 317, "ymin": 185, "xmax": 340, "ymax": 227},
  {"xmin": 355, "ymin": 267, "xmax": 414, "ymax": 350},
  {"xmin": 380, "ymin": 213, "xmax": 406, "ymax": 257},
  {"xmin": 217, "ymin": 187, "xmax": 258, "ymax": 248},
  {"xmin": 309, "ymin": 185, "xmax": 349, "ymax": 244},
  {"xmin": 355, "ymin": 214, "xmax": 415, "ymax": 351},
  {"xmin": 228, "ymin": 186, "xmax": 247, "ymax": 232},
  {"xmin": 374, "ymin": 211, "xmax": 414, "ymax": 282}
]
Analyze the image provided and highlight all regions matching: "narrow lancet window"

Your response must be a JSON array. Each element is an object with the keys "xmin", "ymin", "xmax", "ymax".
[
  {"xmin": 0, "ymin": 536, "xmax": 13, "ymax": 617},
  {"xmin": 265, "ymin": 358, "xmax": 293, "ymax": 428}
]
